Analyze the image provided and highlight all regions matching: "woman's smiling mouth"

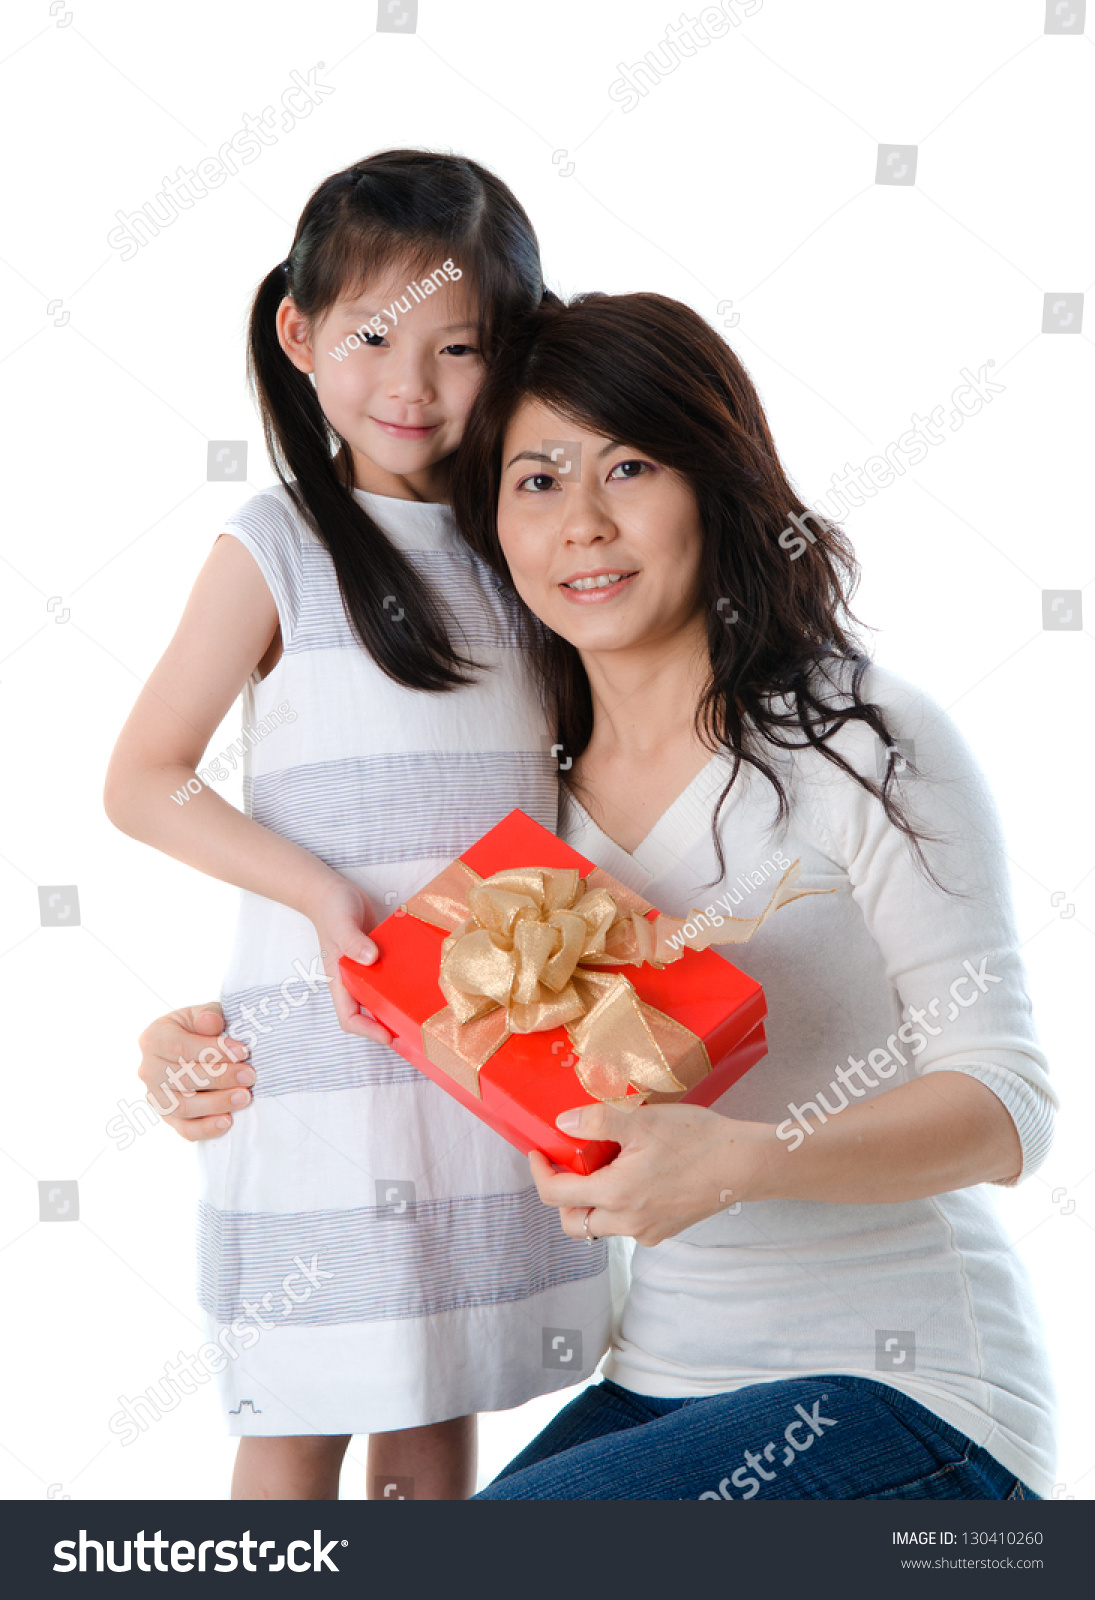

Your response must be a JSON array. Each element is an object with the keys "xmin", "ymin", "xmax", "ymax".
[{"xmin": 559, "ymin": 568, "xmax": 639, "ymax": 603}]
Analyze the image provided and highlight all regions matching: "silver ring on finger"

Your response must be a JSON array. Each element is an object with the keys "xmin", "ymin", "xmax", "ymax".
[{"xmin": 583, "ymin": 1206, "xmax": 597, "ymax": 1246}]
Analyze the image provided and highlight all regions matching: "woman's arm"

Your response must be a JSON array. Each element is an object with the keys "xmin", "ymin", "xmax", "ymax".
[
  {"xmin": 755, "ymin": 1068, "xmax": 1021, "ymax": 1203},
  {"xmin": 104, "ymin": 534, "xmax": 387, "ymax": 1038},
  {"xmin": 531, "ymin": 1071, "xmax": 1021, "ymax": 1249}
]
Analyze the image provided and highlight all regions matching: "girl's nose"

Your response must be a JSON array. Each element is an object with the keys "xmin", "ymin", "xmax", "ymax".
[{"xmin": 387, "ymin": 355, "xmax": 434, "ymax": 406}]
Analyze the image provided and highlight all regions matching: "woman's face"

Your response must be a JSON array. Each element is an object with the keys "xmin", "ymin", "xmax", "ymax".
[{"xmin": 496, "ymin": 399, "xmax": 706, "ymax": 658}]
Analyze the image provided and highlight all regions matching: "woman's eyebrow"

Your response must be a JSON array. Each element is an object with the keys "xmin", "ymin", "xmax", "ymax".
[{"xmin": 504, "ymin": 440, "xmax": 624, "ymax": 471}]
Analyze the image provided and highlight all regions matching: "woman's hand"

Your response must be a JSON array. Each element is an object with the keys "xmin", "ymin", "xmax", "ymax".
[
  {"xmin": 531, "ymin": 1073, "xmax": 1022, "ymax": 1243},
  {"xmin": 528, "ymin": 1101, "xmax": 776, "ymax": 1248},
  {"xmin": 304, "ymin": 875, "xmax": 393, "ymax": 1043},
  {"xmin": 137, "ymin": 1003, "xmax": 255, "ymax": 1141}
]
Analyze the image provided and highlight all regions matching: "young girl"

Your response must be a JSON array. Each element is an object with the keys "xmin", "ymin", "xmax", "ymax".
[{"xmin": 104, "ymin": 151, "xmax": 618, "ymax": 1501}]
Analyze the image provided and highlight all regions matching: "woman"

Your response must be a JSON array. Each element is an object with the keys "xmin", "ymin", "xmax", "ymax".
[{"xmin": 138, "ymin": 292, "xmax": 1055, "ymax": 1500}]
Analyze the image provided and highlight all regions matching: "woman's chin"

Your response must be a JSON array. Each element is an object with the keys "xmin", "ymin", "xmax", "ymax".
[{"xmin": 546, "ymin": 611, "xmax": 650, "ymax": 655}]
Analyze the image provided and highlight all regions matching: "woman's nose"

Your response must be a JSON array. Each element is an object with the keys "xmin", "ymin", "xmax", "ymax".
[{"xmin": 561, "ymin": 494, "xmax": 617, "ymax": 546}]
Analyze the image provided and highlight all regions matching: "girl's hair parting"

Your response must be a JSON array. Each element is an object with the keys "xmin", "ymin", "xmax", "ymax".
[
  {"xmin": 248, "ymin": 148, "xmax": 554, "ymax": 691},
  {"xmin": 453, "ymin": 291, "xmax": 958, "ymax": 894}
]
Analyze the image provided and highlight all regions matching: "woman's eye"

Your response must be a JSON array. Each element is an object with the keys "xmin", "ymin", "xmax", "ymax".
[
  {"xmin": 363, "ymin": 333, "xmax": 385, "ymax": 346},
  {"xmin": 608, "ymin": 458, "xmax": 651, "ymax": 480},
  {"xmin": 442, "ymin": 343, "xmax": 479, "ymax": 356},
  {"xmin": 516, "ymin": 473, "xmax": 557, "ymax": 493}
]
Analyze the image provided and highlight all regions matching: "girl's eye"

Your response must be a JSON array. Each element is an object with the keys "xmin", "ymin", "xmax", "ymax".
[
  {"xmin": 442, "ymin": 343, "xmax": 479, "ymax": 357},
  {"xmin": 515, "ymin": 473, "xmax": 558, "ymax": 493},
  {"xmin": 363, "ymin": 333, "xmax": 386, "ymax": 346},
  {"xmin": 608, "ymin": 458, "xmax": 652, "ymax": 480}
]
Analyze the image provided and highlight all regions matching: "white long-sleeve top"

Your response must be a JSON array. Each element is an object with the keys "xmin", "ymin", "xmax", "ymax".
[{"xmin": 560, "ymin": 660, "xmax": 1057, "ymax": 1496}]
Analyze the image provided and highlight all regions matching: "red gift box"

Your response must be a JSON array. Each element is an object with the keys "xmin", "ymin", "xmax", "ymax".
[{"xmin": 340, "ymin": 809, "xmax": 775, "ymax": 1175}]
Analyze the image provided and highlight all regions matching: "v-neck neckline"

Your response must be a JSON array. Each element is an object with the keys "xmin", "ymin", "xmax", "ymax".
[{"xmin": 561, "ymin": 751, "xmax": 737, "ymax": 885}]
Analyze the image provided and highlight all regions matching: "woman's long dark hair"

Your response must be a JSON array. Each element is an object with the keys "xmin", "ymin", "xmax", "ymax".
[
  {"xmin": 248, "ymin": 148, "xmax": 552, "ymax": 691},
  {"xmin": 452, "ymin": 291, "xmax": 953, "ymax": 890}
]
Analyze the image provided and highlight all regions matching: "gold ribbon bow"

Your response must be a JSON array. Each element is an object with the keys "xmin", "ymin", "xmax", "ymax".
[{"xmin": 403, "ymin": 858, "xmax": 826, "ymax": 1108}]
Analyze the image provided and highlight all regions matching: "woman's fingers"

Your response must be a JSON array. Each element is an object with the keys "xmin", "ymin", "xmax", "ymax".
[
  {"xmin": 137, "ymin": 1003, "xmax": 249, "ymax": 1087},
  {"xmin": 528, "ymin": 1159, "xmax": 598, "ymax": 1211},
  {"xmin": 152, "ymin": 1091, "xmax": 248, "ymax": 1139},
  {"xmin": 137, "ymin": 1002, "xmax": 256, "ymax": 1142}
]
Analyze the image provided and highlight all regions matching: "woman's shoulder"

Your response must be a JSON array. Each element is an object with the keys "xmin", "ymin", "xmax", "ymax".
[{"xmin": 783, "ymin": 655, "xmax": 973, "ymax": 788}]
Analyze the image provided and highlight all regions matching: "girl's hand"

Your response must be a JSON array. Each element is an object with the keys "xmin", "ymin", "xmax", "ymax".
[
  {"xmin": 306, "ymin": 876, "xmax": 393, "ymax": 1044},
  {"xmin": 528, "ymin": 1102, "xmax": 777, "ymax": 1248}
]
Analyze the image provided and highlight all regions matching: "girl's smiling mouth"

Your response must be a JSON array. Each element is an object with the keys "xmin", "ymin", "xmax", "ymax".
[{"xmin": 371, "ymin": 418, "xmax": 441, "ymax": 440}]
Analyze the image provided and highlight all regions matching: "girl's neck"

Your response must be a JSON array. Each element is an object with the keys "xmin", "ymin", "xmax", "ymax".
[{"xmin": 352, "ymin": 449, "xmax": 452, "ymax": 505}]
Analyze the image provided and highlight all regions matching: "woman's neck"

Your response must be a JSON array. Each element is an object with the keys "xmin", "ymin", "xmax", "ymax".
[
  {"xmin": 569, "ymin": 618, "xmax": 715, "ymax": 854},
  {"xmin": 579, "ymin": 617, "xmax": 710, "ymax": 764}
]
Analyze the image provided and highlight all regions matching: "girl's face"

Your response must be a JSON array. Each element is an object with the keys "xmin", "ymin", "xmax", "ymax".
[
  {"xmin": 278, "ymin": 264, "xmax": 484, "ymax": 499},
  {"xmin": 496, "ymin": 398, "xmax": 706, "ymax": 660}
]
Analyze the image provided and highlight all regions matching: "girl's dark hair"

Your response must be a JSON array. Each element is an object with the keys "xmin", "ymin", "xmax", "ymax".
[
  {"xmin": 452, "ymin": 291, "xmax": 952, "ymax": 890},
  {"xmin": 248, "ymin": 148, "xmax": 553, "ymax": 691}
]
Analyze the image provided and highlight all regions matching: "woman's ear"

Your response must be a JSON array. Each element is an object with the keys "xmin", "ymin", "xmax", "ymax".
[{"xmin": 276, "ymin": 297, "xmax": 316, "ymax": 375}]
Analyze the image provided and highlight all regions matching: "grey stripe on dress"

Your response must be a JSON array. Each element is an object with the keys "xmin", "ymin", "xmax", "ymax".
[
  {"xmin": 197, "ymin": 1189, "xmax": 607, "ymax": 1324},
  {"xmin": 289, "ymin": 547, "xmax": 525, "ymax": 655},
  {"xmin": 221, "ymin": 984, "xmax": 423, "ymax": 1097},
  {"xmin": 245, "ymin": 751, "xmax": 557, "ymax": 871}
]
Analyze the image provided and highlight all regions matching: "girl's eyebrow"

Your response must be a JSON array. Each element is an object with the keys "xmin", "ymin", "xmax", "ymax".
[{"xmin": 336, "ymin": 308, "xmax": 478, "ymax": 333}]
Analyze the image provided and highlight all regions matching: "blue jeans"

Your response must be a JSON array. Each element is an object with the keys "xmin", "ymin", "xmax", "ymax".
[{"xmin": 473, "ymin": 1375, "xmax": 1041, "ymax": 1500}]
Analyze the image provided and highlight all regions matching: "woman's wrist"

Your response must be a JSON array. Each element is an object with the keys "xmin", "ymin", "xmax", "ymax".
[{"xmin": 709, "ymin": 1114, "xmax": 784, "ymax": 1210}]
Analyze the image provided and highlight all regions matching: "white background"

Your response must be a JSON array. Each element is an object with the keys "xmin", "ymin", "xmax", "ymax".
[{"xmin": 0, "ymin": 0, "xmax": 1092, "ymax": 1500}]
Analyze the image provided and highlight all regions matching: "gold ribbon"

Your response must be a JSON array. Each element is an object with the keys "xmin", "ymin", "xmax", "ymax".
[{"xmin": 403, "ymin": 857, "xmax": 828, "ymax": 1109}]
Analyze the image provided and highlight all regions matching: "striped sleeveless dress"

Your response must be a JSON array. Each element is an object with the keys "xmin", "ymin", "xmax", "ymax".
[{"xmin": 196, "ymin": 484, "xmax": 616, "ymax": 1435}]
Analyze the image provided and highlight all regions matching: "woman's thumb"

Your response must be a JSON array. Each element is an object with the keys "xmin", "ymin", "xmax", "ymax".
[{"xmin": 555, "ymin": 1101, "xmax": 635, "ymax": 1143}]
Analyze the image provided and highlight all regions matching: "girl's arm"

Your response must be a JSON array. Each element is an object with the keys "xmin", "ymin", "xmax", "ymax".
[{"xmin": 104, "ymin": 534, "xmax": 387, "ymax": 1040}]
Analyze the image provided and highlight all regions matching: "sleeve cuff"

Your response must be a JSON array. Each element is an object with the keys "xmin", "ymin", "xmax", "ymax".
[{"xmin": 926, "ymin": 1062, "xmax": 1056, "ymax": 1183}]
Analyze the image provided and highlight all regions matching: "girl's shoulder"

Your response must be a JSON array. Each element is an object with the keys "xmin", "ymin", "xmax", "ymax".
[
  {"xmin": 218, "ymin": 485, "xmax": 312, "ymax": 648},
  {"xmin": 226, "ymin": 481, "xmax": 465, "ymax": 556},
  {"xmin": 222, "ymin": 481, "xmax": 312, "ymax": 548}
]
